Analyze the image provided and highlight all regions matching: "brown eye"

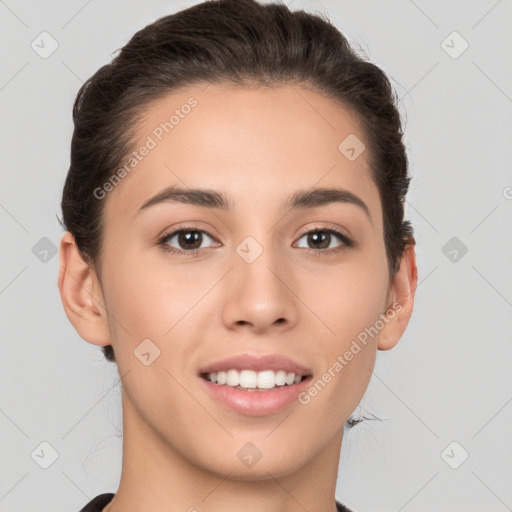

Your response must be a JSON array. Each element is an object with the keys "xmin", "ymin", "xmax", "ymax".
[
  {"xmin": 295, "ymin": 228, "xmax": 352, "ymax": 252},
  {"xmin": 159, "ymin": 227, "xmax": 218, "ymax": 255}
]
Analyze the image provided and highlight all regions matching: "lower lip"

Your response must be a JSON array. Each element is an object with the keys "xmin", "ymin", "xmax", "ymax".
[{"xmin": 198, "ymin": 375, "xmax": 312, "ymax": 417}]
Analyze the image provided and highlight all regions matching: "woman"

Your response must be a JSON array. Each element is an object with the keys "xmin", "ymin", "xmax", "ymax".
[{"xmin": 57, "ymin": 0, "xmax": 418, "ymax": 510}]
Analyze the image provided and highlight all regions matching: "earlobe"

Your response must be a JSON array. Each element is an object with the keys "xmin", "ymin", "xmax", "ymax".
[
  {"xmin": 57, "ymin": 231, "xmax": 111, "ymax": 347},
  {"xmin": 378, "ymin": 242, "xmax": 418, "ymax": 351}
]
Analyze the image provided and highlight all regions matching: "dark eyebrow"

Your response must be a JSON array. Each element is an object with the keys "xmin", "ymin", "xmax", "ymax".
[
  {"xmin": 287, "ymin": 187, "xmax": 372, "ymax": 223},
  {"xmin": 138, "ymin": 186, "xmax": 233, "ymax": 212},
  {"xmin": 138, "ymin": 185, "xmax": 371, "ymax": 223}
]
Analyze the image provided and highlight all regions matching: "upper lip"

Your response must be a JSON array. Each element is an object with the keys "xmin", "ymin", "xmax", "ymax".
[{"xmin": 198, "ymin": 353, "xmax": 313, "ymax": 376}]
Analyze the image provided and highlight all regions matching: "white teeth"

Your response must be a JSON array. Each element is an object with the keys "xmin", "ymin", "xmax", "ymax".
[
  {"xmin": 239, "ymin": 369, "xmax": 257, "ymax": 388},
  {"xmin": 257, "ymin": 370, "xmax": 275, "ymax": 389},
  {"xmin": 204, "ymin": 369, "xmax": 306, "ymax": 389},
  {"xmin": 285, "ymin": 372, "xmax": 295, "ymax": 385},
  {"xmin": 275, "ymin": 370, "xmax": 286, "ymax": 386},
  {"xmin": 226, "ymin": 369, "xmax": 240, "ymax": 386}
]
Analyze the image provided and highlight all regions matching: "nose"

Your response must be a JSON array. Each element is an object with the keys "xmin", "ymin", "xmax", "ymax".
[{"xmin": 220, "ymin": 238, "xmax": 299, "ymax": 334}]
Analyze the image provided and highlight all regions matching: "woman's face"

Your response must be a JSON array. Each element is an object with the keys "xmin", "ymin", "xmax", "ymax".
[{"xmin": 73, "ymin": 83, "xmax": 410, "ymax": 479}]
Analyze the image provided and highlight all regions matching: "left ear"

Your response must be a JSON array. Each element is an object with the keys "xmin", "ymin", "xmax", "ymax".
[{"xmin": 378, "ymin": 242, "xmax": 418, "ymax": 351}]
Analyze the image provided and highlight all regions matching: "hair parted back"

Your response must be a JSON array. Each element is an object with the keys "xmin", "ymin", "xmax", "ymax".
[{"xmin": 60, "ymin": 0, "xmax": 414, "ymax": 365}]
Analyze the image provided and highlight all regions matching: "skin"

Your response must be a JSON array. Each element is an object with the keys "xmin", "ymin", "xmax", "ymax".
[{"xmin": 58, "ymin": 83, "xmax": 417, "ymax": 512}]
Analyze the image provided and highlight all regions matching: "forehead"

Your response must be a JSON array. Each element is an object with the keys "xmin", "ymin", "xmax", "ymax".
[{"xmin": 103, "ymin": 83, "xmax": 381, "ymax": 225}]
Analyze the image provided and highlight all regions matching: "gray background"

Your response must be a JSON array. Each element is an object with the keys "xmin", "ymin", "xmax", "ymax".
[{"xmin": 1, "ymin": 1, "xmax": 511, "ymax": 511}]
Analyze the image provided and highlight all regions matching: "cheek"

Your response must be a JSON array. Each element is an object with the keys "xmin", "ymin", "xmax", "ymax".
[
  {"xmin": 101, "ymin": 246, "xmax": 206, "ymax": 340},
  {"xmin": 301, "ymin": 248, "xmax": 388, "ymax": 402},
  {"xmin": 328, "ymin": 274, "xmax": 388, "ymax": 343},
  {"xmin": 304, "ymin": 247, "xmax": 389, "ymax": 345}
]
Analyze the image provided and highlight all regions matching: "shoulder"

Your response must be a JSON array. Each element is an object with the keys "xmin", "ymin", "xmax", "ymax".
[{"xmin": 78, "ymin": 493, "xmax": 115, "ymax": 512}]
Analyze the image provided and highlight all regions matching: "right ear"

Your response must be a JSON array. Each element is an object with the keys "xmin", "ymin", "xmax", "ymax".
[{"xmin": 57, "ymin": 231, "xmax": 111, "ymax": 346}]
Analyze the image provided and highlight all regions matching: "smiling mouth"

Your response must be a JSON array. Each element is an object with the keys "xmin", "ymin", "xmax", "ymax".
[{"xmin": 200, "ymin": 369, "xmax": 311, "ymax": 391}]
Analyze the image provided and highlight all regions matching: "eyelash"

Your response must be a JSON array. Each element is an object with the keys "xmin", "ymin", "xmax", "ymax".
[{"xmin": 157, "ymin": 223, "xmax": 355, "ymax": 257}]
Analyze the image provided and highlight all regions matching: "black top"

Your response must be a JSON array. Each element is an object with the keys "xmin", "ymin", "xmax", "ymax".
[
  {"xmin": 79, "ymin": 492, "xmax": 355, "ymax": 511},
  {"xmin": 79, "ymin": 493, "xmax": 114, "ymax": 512}
]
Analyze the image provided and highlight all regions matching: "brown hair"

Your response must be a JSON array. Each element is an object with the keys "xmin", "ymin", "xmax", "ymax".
[{"xmin": 59, "ymin": 0, "xmax": 414, "ymax": 365}]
